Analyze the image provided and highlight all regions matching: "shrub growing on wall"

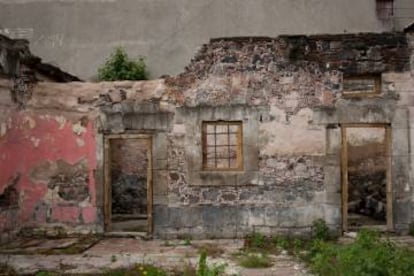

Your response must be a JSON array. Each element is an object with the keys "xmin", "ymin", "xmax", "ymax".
[{"xmin": 98, "ymin": 47, "xmax": 148, "ymax": 81}]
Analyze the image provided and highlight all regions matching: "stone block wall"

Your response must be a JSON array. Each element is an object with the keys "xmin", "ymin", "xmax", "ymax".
[
  {"xmin": 154, "ymin": 32, "xmax": 411, "ymax": 237},
  {"xmin": 1, "ymin": 31, "xmax": 414, "ymax": 240}
]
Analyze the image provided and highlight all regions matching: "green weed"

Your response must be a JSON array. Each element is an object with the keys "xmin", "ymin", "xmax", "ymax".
[
  {"xmin": 237, "ymin": 252, "xmax": 273, "ymax": 268},
  {"xmin": 110, "ymin": 255, "xmax": 117, "ymax": 263},
  {"xmin": 292, "ymin": 238, "xmax": 304, "ymax": 255},
  {"xmin": 104, "ymin": 264, "xmax": 168, "ymax": 276},
  {"xmin": 311, "ymin": 219, "xmax": 331, "ymax": 241},
  {"xmin": 98, "ymin": 47, "xmax": 148, "ymax": 81},
  {"xmin": 308, "ymin": 229, "xmax": 414, "ymax": 276},
  {"xmin": 196, "ymin": 250, "xmax": 226, "ymax": 276},
  {"xmin": 250, "ymin": 232, "xmax": 266, "ymax": 248},
  {"xmin": 184, "ymin": 237, "xmax": 192, "ymax": 246},
  {"xmin": 35, "ymin": 272, "xmax": 58, "ymax": 276},
  {"xmin": 275, "ymin": 236, "xmax": 290, "ymax": 250}
]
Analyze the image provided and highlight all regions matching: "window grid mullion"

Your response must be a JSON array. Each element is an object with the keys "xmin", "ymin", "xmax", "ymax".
[
  {"xmin": 227, "ymin": 124, "xmax": 230, "ymax": 167},
  {"xmin": 214, "ymin": 125, "xmax": 217, "ymax": 168},
  {"xmin": 203, "ymin": 122, "xmax": 242, "ymax": 170}
]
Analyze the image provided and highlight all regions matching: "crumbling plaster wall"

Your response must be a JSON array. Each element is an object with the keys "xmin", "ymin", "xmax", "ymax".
[
  {"xmin": 0, "ymin": 81, "xmax": 101, "ymax": 242},
  {"xmin": 0, "ymin": 80, "xmax": 162, "ymax": 242},
  {"xmin": 1, "ymin": 31, "xmax": 414, "ymax": 240},
  {"xmin": 156, "ymin": 32, "xmax": 412, "ymax": 237},
  {"xmin": 0, "ymin": 79, "xmax": 173, "ymax": 242}
]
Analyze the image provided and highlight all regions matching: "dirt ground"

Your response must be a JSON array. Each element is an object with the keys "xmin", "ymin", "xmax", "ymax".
[{"xmin": 0, "ymin": 237, "xmax": 310, "ymax": 275}]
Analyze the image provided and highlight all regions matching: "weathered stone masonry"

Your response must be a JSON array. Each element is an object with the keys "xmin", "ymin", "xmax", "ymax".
[{"xmin": 1, "ymin": 31, "xmax": 414, "ymax": 240}]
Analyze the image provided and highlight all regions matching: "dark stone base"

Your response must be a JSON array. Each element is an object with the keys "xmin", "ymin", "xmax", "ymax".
[{"xmin": 152, "ymin": 204, "xmax": 341, "ymax": 239}]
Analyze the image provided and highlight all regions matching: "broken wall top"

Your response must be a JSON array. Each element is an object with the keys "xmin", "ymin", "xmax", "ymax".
[
  {"xmin": 404, "ymin": 22, "xmax": 414, "ymax": 33},
  {"xmin": 0, "ymin": 31, "xmax": 412, "ymax": 113},
  {"xmin": 167, "ymin": 32, "xmax": 409, "ymax": 90},
  {"xmin": 0, "ymin": 34, "xmax": 80, "ymax": 82}
]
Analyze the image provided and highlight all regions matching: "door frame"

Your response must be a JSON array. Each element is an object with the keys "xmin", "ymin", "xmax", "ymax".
[
  {"xmin": 103, "ymin": 134, "xmax": 153, "ymax": 234},
  {"xmin": 340, "ymin": 123, "xmax": 393, "ymax": 232}
]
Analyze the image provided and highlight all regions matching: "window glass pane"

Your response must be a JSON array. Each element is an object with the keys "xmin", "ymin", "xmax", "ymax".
[
  {"xmin": 206, "ymin": 124, "xmax": 215, "ymax": 133},
  {"xmin": 217, "ymin": 159, "xmax": 229, "ymax": 169},
  {"xmin": 216, "ymin": 124, "xmax": 228, "ymax": 134},
  {"xmin": 205, "ymin": 147, "xmax": 216, "ymax": 159},
  {"xmin": 216, "ymin": 134, "xmax": 228, "ymax": 146},
  {"xmin": 216, "ymin": 146, "xmax": 229, "ymax": 159},
  {"xmin": 202, "ymin": 122, "xmax": 242, "ymax": 170},
  {"xmin": 229, "ymin": 125, "xmax": 239, "ymax": 133},
  {"xmin": 229, "ymin": 134, "xmax": 238, "ymax": 145},
  {"xmin": 205, "ymin": 158, "xmax": 216, "ymax": 168},
  {"xmin": 229, "ymin": 146, "xmax": 238, "ymax": 159},
  {"xmin": 229, "ymin": 158, "xmax": 238, "ymax": 168},
  {"xmin": 206, "ymin": 134, "xmax": 215, "ymax": 146}
]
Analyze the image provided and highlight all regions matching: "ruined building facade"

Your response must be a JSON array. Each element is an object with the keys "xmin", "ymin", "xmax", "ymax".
[
  {"xmin": 1, "ymin": 28, "xmax": 414, "ymax": 241},
  {"xmin": 1, "ymin": 0, "xmax": 412, "ymax": 79}
]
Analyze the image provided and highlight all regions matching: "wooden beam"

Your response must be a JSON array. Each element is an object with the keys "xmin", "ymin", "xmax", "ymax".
[
  {"xmin": 105, "ymin": 134, "xmax": 152, "ymax": 140},
  {"xmin": 146, "ymin": 138, "xmax": 154, "ymax": 235},
  {"xmin": 385, "ymin": 126, "xmax": 393, "ymax": 231},
  {"xmin": 341, "ymin": 126, "xmax": 348, "ymax": 232},
  {"xmin": 103, "ymin": 137, "xmax": 111, "ymax": 231}
]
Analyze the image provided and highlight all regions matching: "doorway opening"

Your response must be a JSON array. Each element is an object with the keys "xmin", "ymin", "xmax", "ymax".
[
  {"xmin": 341, "ymin": 125, "xmax": 392, "ymax": 232},
  {"xmin": 104, "ymin": 134, "xmax": 153, "ymax": 234}
]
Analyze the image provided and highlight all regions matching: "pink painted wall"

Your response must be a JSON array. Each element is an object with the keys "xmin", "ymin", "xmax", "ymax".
[{"xmin": 0, "ymin": 111, "xmax": 98, "ymax": 234}]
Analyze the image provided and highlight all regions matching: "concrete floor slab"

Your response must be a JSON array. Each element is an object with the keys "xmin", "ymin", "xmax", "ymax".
[{"xmin": 0, "ymin": 237, "xmax": 310, "ymax": 275}]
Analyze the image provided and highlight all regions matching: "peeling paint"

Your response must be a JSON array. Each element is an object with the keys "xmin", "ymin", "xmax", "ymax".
[
  {"xmin": 54, "ymin": 116, "xmax": 66, "ymax": 130},
  {"xmin": 260, "ymin": 107, "xmax": 325, "ymax": 155},
  {"xmin": 0, "ymin": 112, "xmax": 97, "ymax": 237},
  {"xmin": 7, "ymin": 117, "xmax": 12, "ymax": 129},
  {"xmin": 76, "ymin": 137, "xmax": 85, "ymax": 147},
  {"xmin": 29, "ymin": 161, "xmax": 57, "ymax": 183},
  {"xmin": 0, "ymin": 123, "xmax": 6, "ymax": 137},
  {"xmin": 72, "ymin": 121, "xmax": 86, "ymax": 136},
  {"xmin": 30, "ymin": 136, "xmax": 40, "ymax": 147},
  {"xmin": 0, "ymin": 31, "xmax": 413, "ymax": 239},
  {"xmin": 172, "ymin": 124, "xmax": 186, "ymax": 134},
  {"xmin": 42, "ymin": 185, "xmax": 60, "ymax": 203},
  {"xmin": 23, "ymin": 116, "xmax": 36, "ymax": 129}
]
